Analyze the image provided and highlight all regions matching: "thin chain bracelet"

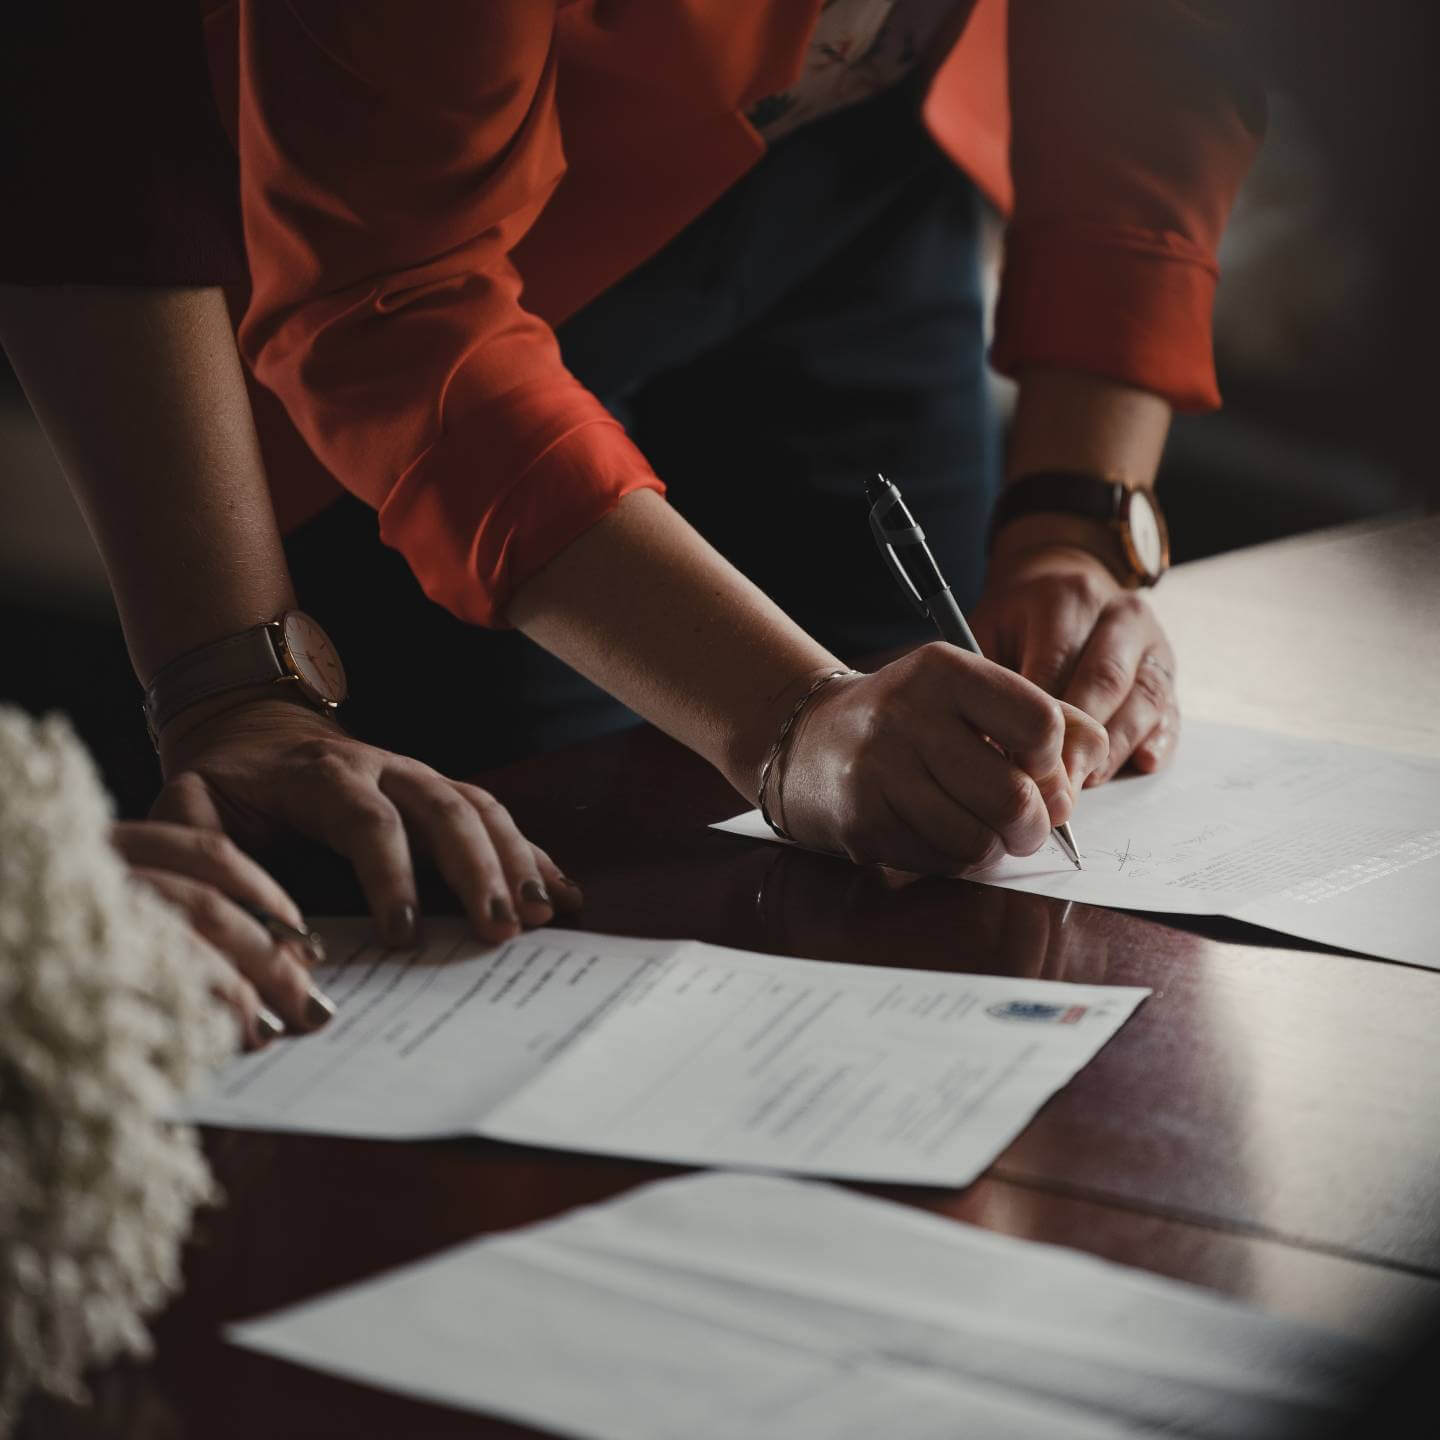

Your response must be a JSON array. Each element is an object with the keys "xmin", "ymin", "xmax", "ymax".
[{"xmin": 757, "ymin": 668, "xmax": 857, "ymax": 841}]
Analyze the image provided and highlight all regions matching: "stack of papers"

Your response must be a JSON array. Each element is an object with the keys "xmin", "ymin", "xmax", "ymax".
[
  {"xmin": 715, "ymin": 721, "xmax": 1440, "ymax": 969},
  {"xmin": 230, "ymin": 1171, "xmax": 1374, "ymax": 1439},
  {"xmin": 186, "ymin": 924, "xmax": 1147, "ymax": 1186}
]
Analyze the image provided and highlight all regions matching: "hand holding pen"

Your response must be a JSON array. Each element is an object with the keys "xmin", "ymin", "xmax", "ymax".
[
  {"xmin": 755, "ymin": 480, "xmax": 1107, "ymax": 875},
  {"xmin": 865, "ymin": 473, "xmax": 1091, "ymax": 870}
]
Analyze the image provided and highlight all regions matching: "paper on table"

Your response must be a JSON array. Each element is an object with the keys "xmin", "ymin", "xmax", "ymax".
[
  {"xmin": 228, "ymin": 1171, "xmax": 1375, "ymax": 1440},
  {"xmin": 185, "ymin": 919, "xmax": 673, "ymax": 1138},
  {"xmin": 185, "ymin": 923, "xmax": 1148, "ymax": 1186},
  {"xmin": 483, "ymin": 939, "xmax": 1147, "ymax": 1184},
  {"xmin": 713, "ymin": 721, "xmax": 1440, "ymax": 969}
]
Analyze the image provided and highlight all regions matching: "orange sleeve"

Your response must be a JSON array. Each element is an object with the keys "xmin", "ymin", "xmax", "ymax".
[
  {"xmin": 231, "ymin": 0, "xmax": 663, "ymax": 626},
  {"xmin": 990, "ymin": 1, "xmax": 1266, "ymax": 411}
]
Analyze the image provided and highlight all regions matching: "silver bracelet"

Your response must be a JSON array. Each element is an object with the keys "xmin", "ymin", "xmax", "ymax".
[{"xmin": 757, "ymin": 669, "xmax": 857, "ymax": 841}]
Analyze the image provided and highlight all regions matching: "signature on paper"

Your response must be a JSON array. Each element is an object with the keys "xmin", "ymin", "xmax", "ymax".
[{"xmin": 1094, "ymin": 838, "xmax": 1153, "ymax": 878}]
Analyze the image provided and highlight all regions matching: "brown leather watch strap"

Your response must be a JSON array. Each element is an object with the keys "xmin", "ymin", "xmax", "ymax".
[{"xmin": 987, "ymin": 472, "xmax": 1125, "ymax": 545}]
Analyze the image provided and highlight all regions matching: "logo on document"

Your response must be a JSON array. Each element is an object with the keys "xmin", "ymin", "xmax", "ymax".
[{"xmin": 985, "ymin": 1001, "xmax": 1088, "ymax": 1024}]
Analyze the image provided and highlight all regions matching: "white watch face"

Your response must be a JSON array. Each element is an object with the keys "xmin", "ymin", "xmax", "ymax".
[
  {"xmin": 281, "ymin": 612, "xmax": 347, "ymax": 704},
  {"xmin": 1125, "ymin": 491, "xmax": 1166, "ymax": 579}
]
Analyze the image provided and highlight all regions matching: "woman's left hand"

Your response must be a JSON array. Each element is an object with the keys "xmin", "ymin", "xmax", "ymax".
[
  {"xmin": 153, "ymin": 696, "xmax": 583, "ymax": 950},
  {"xmin": 971, "ymin": 543, "xmax": 1179, "ymax": 785}
]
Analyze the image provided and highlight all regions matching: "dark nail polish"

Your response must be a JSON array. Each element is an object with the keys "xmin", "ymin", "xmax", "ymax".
[
  {"xmin": 387, "ymin": 903, "xmax": 418, "ymax": 948},
  {"xmin": 256, "ymin": 1006, "xmax": 285, "ymax": 1043},
  {"xmin": 304, "ymin": 985, "xmax": 336, "ymax": 1029},
  {"xmin": 489, "ymin": 895, "xmax": 516, "ymax": 927},
  {"xmin": 520, "ymin": 879, "xmax": 551, "ymax": 908}
]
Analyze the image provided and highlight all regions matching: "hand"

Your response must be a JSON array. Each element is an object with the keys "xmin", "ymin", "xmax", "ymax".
[
  {"xmin": 112, "ymin": 819, "xmax": 330, "ymax": 1051},
  {"xmin": 153, "ymin": 696, "xmax": 583, "ymax": 948},
  {"xmin": 770, "ymin": 645, "xmax": 1109, "ymax": 874},
  {"xmin": 971, "ymin": 542, "xmax": 1179, "ymax": 785}
]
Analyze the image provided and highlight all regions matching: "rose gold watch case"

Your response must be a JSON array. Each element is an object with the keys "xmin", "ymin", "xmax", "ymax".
[
  {"xmin": 1114, "ymin": 488, "xmax": 1171, "ymax": 588},
  {"xmin": 273, "ymin": 610, "xmax": 348, "ymax": 709}
]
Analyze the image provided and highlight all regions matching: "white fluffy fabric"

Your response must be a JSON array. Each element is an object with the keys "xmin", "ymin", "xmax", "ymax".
[{"xmin": 0, "ymin": 708, "xmax": 235, "ymax": 1432}]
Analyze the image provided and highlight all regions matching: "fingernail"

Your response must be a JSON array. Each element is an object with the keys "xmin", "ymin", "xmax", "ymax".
[
  {"xmin": 256, "ymin": 1006, "xmax": 285, "ymax": 1042},
  {"xmin": 386, "ymin": 903, "xmax": 418, "ymax": 948},
  {"xmin": 520, "ymin": 879, "xmax": 551, "ymax": 908},
  {"xmin": 489, "ymin": 895, "xmax": 516, "ymax": 927},
  {"xmin": 300, "ymin": 927, "xmax": 327, "ymax": 964},
  {"xmin": 303, "ymin": 984, "xmax": 336, "ymax": 1030}
]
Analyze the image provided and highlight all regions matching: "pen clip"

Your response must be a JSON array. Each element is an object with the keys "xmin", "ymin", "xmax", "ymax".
[{"xmin": 869, "ymin": 498, "xmax": 929, "ymax": 615}]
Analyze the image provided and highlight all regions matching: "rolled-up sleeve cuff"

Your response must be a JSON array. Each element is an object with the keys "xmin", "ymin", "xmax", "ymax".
[
  {"xmin": 991, "ymin": 221, "xmax": 1223, "ymax": 412},
  {"xmin": 379, "ymin": 401, "xmax": 664, "ymax": 628}
]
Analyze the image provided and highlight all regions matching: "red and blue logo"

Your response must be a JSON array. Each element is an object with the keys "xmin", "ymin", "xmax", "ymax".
[{"xmin": 986, "ymin": 1001, "xmax": 1088, "ymax": 1024}]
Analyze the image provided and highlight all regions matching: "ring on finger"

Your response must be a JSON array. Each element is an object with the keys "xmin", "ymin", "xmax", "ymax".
[{"xmin": 1139, "ymin": 653, "xmax": 1175, "ymax": 685}]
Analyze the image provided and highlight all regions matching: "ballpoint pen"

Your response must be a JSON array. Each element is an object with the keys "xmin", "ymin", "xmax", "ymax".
[{"xmin": 865, "ymin": 473, "xmax": 1083, "ymax": 871}]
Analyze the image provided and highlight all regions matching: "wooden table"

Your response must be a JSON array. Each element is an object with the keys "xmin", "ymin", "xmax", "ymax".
[{"xmin": 28, "ymin": 515, "xmax": 1440, "ymax": 1438}]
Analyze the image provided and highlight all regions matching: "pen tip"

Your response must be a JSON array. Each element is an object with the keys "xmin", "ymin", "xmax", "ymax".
[{"xmin": 864, "ymin": 473, "xmax": 890, "ymax": 506}]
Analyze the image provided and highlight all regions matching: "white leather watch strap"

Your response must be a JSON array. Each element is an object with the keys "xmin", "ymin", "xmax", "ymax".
[{"xmin": 144, "ymin": 624, "xmax": 287, "ymax": 739}]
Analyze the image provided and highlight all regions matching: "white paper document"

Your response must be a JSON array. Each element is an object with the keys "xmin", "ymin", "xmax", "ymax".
[
  {"xmin": 714, "ymin": 721, "xmax": 1440, "ymax": 969},
  {"xmin": 186, "ymin": 921, "xmax": 1147, "ymax": 1186},
  {"xmin": 229, "ymin": 1171, "xmax": 1374, "ymax": 1440}
]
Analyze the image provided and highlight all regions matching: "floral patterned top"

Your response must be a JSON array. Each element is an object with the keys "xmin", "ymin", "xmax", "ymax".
[{"xmin": 748, "ymin": 0, "xmax": 959, "ymax": 142}]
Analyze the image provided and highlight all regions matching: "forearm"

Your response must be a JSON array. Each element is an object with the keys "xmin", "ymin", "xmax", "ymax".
[
  {"xmin": 993, "ymin": 367, "xmax": 1172, "ymax": 570},
  {"xmin": 0, "ymin": 285, "xmax": 293, "ymax": 683},
  {"xmin": 507, "ymin": 489, "xmax": 839, "ymax": 799}
]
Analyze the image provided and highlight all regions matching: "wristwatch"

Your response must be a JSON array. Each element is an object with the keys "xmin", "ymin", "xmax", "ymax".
[
  {"xmin": 987, "ymin": 471, "xmax": 1171, "ymax": 588},
  {"xmin": 144, "ymin": 611, "xmax": 348, "ymax": 745}
]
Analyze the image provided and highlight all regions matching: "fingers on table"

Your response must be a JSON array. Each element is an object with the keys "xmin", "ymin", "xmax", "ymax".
[
  {"xmin": 371, "ymin": 766, "xmax": 581, "ymax": 945},
  {"xmin": 131, "ymin": 868, "xmax": 330, "ymax": 1049},
  {"xmin": 1061, "ymin": 596, "xmax": 1154, "ymax": 723},
  {"xmin": 378, "ymin": 770, "xmax": 528, "ymax": 942},
  {"xmin": 525, "ymin": 841, "xmax": 585, "ymax": 914},
  {"xmin": 162, "ymin": 739, "xmax": 581, "ymax": 949},
  {"xmin": 1128, "ymin": 677, "xmax": 1181, "ymax": 774},
  {"xmin": 454, "ymin": 783, "xmax": 585, "ymax": 917},
  {"xmin": 283, "ymin": 751, "xmax": 425, "ymax": 949},
  {"xmin": 1067, "ymin": 652, "xmax": 1178, "ymax": 783},
  {"xmin": 1058, "ymin": 598, "xmax": 1178, "ymax": 783},
  {"xmin": 112, "ymin": 820, "xmax": 304, "ymax": 932},
  {"xmin": 1014, "ymin": 576, "xmax": 1107, "ymax": 697}
]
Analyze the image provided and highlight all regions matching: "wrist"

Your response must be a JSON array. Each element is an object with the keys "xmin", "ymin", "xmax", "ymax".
[
  {"xmin": 720, "ymin": 661, "xmax": 849, "ymax": 804},
  {"xmin": 156, "ymin": 684, "xmax": 335, "ymax": 773},
  {"xmin": 988, "ymin": 512, "xmax": 1130, "ymax": 587}
]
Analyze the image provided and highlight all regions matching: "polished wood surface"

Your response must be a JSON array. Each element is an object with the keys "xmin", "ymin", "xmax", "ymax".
[
  {"xmin": 24, "ymin": 516, "xmax": 1440, "ymax": 1438},
  {"xmin": 1151, "ymin": 511, "xmax": 1440, "ymax": 757}
]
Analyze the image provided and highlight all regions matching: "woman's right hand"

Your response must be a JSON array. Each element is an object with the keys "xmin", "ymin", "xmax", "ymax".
[
  {"xmin": 769, "ymin": 644, "xmax": 1109, "ymax": 874},
  {"xmin": 112, "ymin": 819, "xmax": 331, "ymax": 1052}
]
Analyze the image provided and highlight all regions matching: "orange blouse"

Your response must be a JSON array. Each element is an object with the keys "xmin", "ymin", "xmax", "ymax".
[{"xmin": 202, "ymin": 0, "xmax": 1262, "ymax": 626}]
